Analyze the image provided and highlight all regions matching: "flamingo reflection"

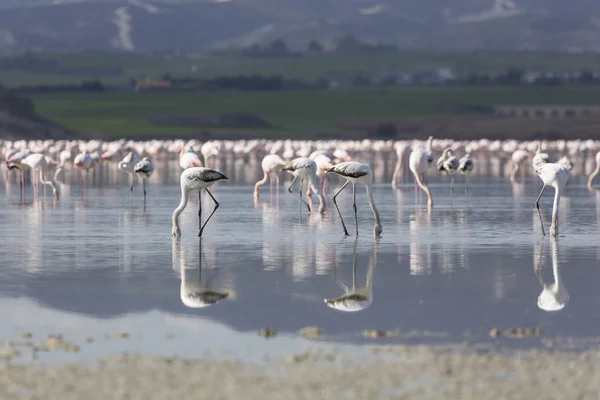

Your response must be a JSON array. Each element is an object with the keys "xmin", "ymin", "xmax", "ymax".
[
  {"xmin": 325, "ymin": 238, "xmax": 378, "ymax": 312},
  {"xmin": 173, "ymin": 239, "xmax": 235, "ymax": 308},
  {"xmin": 535, "ymin": 238, "xmax": 569, "ymax": 311}
]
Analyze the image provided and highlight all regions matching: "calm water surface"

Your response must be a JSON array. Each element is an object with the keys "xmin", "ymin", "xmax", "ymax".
[{"xmin": 1, "ymin": 165, "xmax": 600, "ymax": 361}]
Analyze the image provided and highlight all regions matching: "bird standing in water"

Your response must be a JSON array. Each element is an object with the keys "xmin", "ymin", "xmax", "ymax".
[
  {"xmin": 437, "ymin": 148, "xmax": 459, "ymax": 192},
  {"xmin": 282, "ymin": 157, "xmax": 325, "ymax": 214},
  {"xmin": 534, "ymin": 160, "xmax": 569, "ymax": 237},
  {"xmin": 172, "ymin": 167, "xmax": 229, "ymax": 238},
  {"xmin": 458, "ymin": 154, "xmax": 474, "ymax": 191},
  {"xmin": 133, "ymin": 157, "xmax": 155, "ymax": 198},
  {"xmin": 325, "ymin": 161, "xmax": 382, "ymax": 238}
]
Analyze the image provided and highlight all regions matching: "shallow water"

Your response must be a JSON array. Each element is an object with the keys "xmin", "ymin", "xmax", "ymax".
[{"xmin": 1, "ymin": 163, "xmax": 600, "ymax": 362}]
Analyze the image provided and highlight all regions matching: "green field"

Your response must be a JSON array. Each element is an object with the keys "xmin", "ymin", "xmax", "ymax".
[
  {"xmin": 29, "ymin": 86, "xmax": 600, "ymax": 139},
  {"xmin": 5, "ymin": 50, "xmax": 600, "ymax": 86}
]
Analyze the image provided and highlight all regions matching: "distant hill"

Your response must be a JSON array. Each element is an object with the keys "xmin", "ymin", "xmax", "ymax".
[
  {"xmin": 0, "ymin": 88, "xmax": 70, "ymax": 139},
  {"xmin": 0, "ymin": 0, "xmax": 599, "ymax": 52}
]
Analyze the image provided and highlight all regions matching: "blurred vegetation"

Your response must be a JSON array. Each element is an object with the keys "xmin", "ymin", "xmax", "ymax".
[
  {"xmin": 2, "ymin": 50, "xmax": 600, "ymax": 86},
  {"xmin": 29, "ymin": 86, "xmax": 600, "ymax": 139}
]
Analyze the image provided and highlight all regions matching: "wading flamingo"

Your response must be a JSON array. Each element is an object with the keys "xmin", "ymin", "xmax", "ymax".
[
  {"xmin": 458, "ymin": 154, "xmax": 474, "ymax": 191},
  {"xmin": 254, "ymin": 154, "xmax": 286, "ymax": 199},
  {"xmin": 179, "ymin": 147, "xmax": 203, "ymax": 170},
  {"xmin": 118, "ymin": 151, "xmax": 138, "ymax": 192},
  {"xmin": 325, "ymin": 161, "xmax": 382, "ymax": 238},
  {"xmin": 534, "ymin": 160, "xmax": 569, "ymax": 237},
  {"xmin": 436, "ymin": 148, "xmax": 459, "ymax": 192},
  {"xmin": 172, "ymin": 167, "xmax": 229, "ymax": 238},
  {"xmin": 282, "ymin": 157, "xmax": 325, "ymax": 214},
  {"xmin": 409, "ymin": 136, "xmax": 433, "ymax": 208},
  {"xmin": 510, "ymin": 149, "xmax": 531, "ymax": 183},
  {"xmin": 133, "ymin": 157, "xmax": 155, "ymax": 198},
  {"xmin": 587, "ymin": 151, "xmax": 600, "ymax": 189}
]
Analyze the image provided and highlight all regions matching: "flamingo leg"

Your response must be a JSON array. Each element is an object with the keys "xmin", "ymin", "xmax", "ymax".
[
  {"xmin": 332, "ymin": 180, "xmax": 350, "ymax": 236},
  {"xmin": 535, "ymin": 185, "xmax": 546, "ymax": 237},
  {"xmin": 450, "ymin": 176, "xmax": 454, "ymax": 193},
  {"xmin": 352, "ymin": 183, "xmax": 358, "ymax": 236},
  {"xmin": 198, "ymin": 190, "xmax": 202, "ymax": 234},
  {"xmin": 143, "ymin": 179, "xmax": 146, "ymax": 197},
  {"xmin": 510, "ymin": 164, "xmax": 518, "ymax": 183},
  {"xmin": 130, "ymin": 174, "xmax": 134, "ymax": 192},
  {"xmin": 287, "ymin": 176, "xmax": 298, "ymax": 193},
  {"xmin": 298, "ymin": 179, "xmax": 311, "ymax": 213},
  {"xmin": 199, "ymin": 188, "xmax": 219, "ymax": 237}
]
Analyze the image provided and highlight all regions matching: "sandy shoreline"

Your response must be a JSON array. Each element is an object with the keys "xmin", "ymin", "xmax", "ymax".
[{"xmin": 1, "ymin": 346, "xmax": 599, "ymax": 399}]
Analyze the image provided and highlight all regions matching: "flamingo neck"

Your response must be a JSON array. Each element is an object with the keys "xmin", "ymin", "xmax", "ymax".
[
  {"xmin": 172, "ymin": 185, "xmax": 190, "ymax": 231},
  {"xmin": 588, "ymin": 164, "xmax": 600, "ymax": 188},
  {"xmin": 365, "ymin": 184, "xmax": 381, "ymax": 226},
  {"xmin": 552, "ymin": 186, "xmax": 561, "ymax": 222},
  {"xmin": 254, "ymin": 170, "xmax": 269, "ymax": 193}
]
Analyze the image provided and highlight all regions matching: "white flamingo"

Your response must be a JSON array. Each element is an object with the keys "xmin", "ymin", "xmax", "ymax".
[
  {"xmin": 408, "ymin": 136, "xmax": 433, "ymax": 208},
  {"xmin": 391, "ymin": 142, "xmax": 410, "ymax": 188},
  {"xmin": 325, "ymin": 161, "xmax": 382, "ymax": 238},
  {"xmin": 282, "ymin": 157, "xmax": 325, "ymax": 214},
  {"xmin": 458, "ymin": 154, "xmax": 474, "ymax": 190},
  {"xmin": 534, "ymin": 159, "xmax": 569, "ymax": 237},
  {"xmin": 133, "ymin": 157, "xmax": 155, "ymax": 198},
  {"xmin": 510, "ymin": 149, "xmax": 531, "ymax": 183},
  {"xmin": 436, "ymin": 148, "xmax": 459, "ymax": 192},
  {"xmin": 587, "ymin": 151, "xmax": 600, "ymax": 189},
  {"xmin": 118, "ymin": 151, "xmax": 139, "ymax": 192},
  {"xmin": 179, "ymin": 147, "xmax": 203, "ymax": 169},
  {"xmin": 73, "ymin": 151, "xmax": 93, "ymax": 186},
  {"xmin": 254, "ymin": 154, "xmax": 286, "ymax": 199},
  {"xmin": 172, "ymin": 167, "xmax": 229, "ymax": 238}
]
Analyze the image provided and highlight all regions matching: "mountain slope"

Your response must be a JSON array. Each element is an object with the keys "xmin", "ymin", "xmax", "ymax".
[{"xmin": 0, "ymin": 0, "xmax": 599, "ymax": 52}]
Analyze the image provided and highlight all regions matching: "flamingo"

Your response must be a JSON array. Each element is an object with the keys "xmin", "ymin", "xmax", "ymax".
[
  {"xmin": 73, "ymin": 151, "xmax": 93, "ymax": 186},
  {"xmin": 532, "ymin": 142, "xmax": 549, "ymax": 169},
  {"xmin": 510, "ymin": 149, "xmax": 531, "ymax": 183},
  {"xmin": 325, "ymin": 161, "xmax": 382, "ymax": 238},
  {"xmin": 535, "ymin": 239, "xmax": 569, "ymax": 311},
  {"xmin": 133, "ymin": 157, "xmax": 155, "ymax": 198},
  {"xmin": 179, "ymin": 147, "xmax": 203, "ymax": 169},
  {"xmin": 6, "ymin": 150, "xmax": 28, "ymax": 190},
  {"xmin": 254, "ymin": 154, "xmax": 286, "ymax": 199},
  {"xmin": 313, "ymin": 153, "xmax": 334, "ymax": 197},
  {"xmin": 534, "ymin": 159, "xmax": 569, "ymax": 237},
  {"xmin": 391, "ymin": 142, "xmax": 410, "ymax": 188},
  {"xmin": 458, "ymin": 154, "xmax": 474, "ymax": 190},
  {"xmin": 172, "ymin": 167, "xmax": 229, "ymax": 238},
  {"xmin": 408, "ymin": 136, "xmax": 433, "ymax": 208},
  {"xmin": 118, "ymin": 151, "xmax": 138, "ymax": 192},
  {"xmin": 587, "ymin": 151, "xmax": 600, "ymax": 189},
  {"xmin": 282, "ymin": 157, "xmax": 325, "ymax": 214},
  {"xmin": 557, "ymin": 155, "xmax": 573, "ymax": 172},
  {"xmin": 436, "ymin": 148, "xmax": 459, "ymax": 192}
]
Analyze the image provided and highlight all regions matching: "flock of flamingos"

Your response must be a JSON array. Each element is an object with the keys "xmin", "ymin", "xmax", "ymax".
[{"xmin": 2, "ymin": 136, "xmax": 600, "ymax": 239}]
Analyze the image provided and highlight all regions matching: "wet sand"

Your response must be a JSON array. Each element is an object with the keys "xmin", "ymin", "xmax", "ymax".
[{"xmin": 1, "ymin": 346, "xmax": 599, "ymax": 399}]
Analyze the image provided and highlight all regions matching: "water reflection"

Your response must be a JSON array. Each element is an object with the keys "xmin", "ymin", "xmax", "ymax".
[
  {"xmin": 173, "ymin": 239, "xmax": 235, "ymax": 309},
  {"xmin": 535, "ymin": 239, "xmax": 569, "ymax": 312},
  {"xmin": 325, "ymin": 238, "xmax": 378, "ymax": 312}
]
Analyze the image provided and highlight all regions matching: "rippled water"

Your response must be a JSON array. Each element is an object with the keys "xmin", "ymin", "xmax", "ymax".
[{"xmin": 1, "ymin": 161, "xmax": 600, "ymax": 362}]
